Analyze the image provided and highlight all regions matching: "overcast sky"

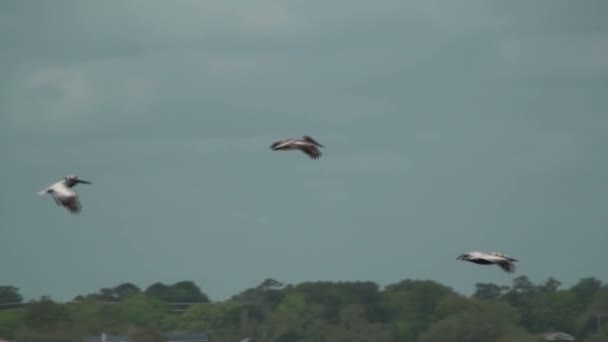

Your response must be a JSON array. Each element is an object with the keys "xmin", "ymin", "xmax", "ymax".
[{"xmin": 1, "ymin": 1, "xmax": 607, "ymax": 301}]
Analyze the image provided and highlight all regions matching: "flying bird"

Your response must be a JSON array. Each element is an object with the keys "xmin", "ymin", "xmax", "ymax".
[
  {"xmin": 38, "ymin": 175, "xmax": 92, "ymax": 214},
  {"xmin": 457, "ymin": 251, "xmax": 518, "ymax": 273},
  {"xmin": 270, "ymin": 135, "xmax": 325, "ymax": 160}
]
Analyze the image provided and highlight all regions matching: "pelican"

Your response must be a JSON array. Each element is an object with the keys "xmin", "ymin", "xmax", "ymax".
[
  {"xmin": 270, "ymin": 135, "xmax": 325, "ymax": 160},
  {"xmin": 38, "ymin": 175, "xmax": 92, "ymax": 214},
  {"xmin": 457, "ymin": 251, "xmax": 518, "ymax": 273}
]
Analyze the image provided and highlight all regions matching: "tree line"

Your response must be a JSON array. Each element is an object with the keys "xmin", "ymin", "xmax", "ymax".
[{"xmin": 0, "ymin": 276, "xmax": 607, "ymax": 341}]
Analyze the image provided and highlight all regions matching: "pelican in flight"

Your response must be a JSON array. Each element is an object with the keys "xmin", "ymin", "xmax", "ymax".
[
  {"xmin": 457, "ymin": 251, "xmax": 518, "ymax": 273},
  {"xmin": 38, "ymin": 175, "xmax": 92, "ymax": 214},
  {"xmin": 270, "ymin": 135, "xmax": 325, "ymax": 160}
]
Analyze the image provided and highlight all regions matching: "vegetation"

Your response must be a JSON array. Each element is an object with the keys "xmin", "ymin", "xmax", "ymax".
[{"xmin": 0, "ymin": 277, "xmax": 607, "ymax": 341}]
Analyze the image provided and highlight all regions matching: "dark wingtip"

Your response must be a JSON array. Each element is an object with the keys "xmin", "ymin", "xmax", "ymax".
[
  {"xmin": 270, "ymin": 141, "xmax": 281, "ymax": 150},
  {"xmin": 498, "ymin": 262, "xmax": 516, "ymax": 273},
  {"xmin": 302, "ymin": 135, "xmax": 324, "ymax": 148}
]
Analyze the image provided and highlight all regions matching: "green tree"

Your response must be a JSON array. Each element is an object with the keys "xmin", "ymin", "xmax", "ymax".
[
  {"xmin": 541, "ymin": 277, "xmax": 562, "ymax": 292},
  {"xmin": 23, "ymin": 297, "xmax": 71, "ymax": 331},
  {"xmin": 0, "ymin": 286, "xmax": 22, "ymax": 304},
  {"xmin": 0, "ymin": 310, "xmax": 22, "ymax": 339},
  {"xmin": 473, "ymin": 283, "xmax": 509, "ymax": 301},
  {"xmin": 18, "ymin": 297, "xmax": 76, "ymax": 342},
  {"xmin": 129, "ymin": 327, "xmax": 164, "ymax": 342},
  {"xmin": 73, "ymin": 283, "xmax": 140, "ymax": 302},
  {"xmin": 583, "ymin": 330, "xmax": 608, "ymax": 342},
  {"xmin": 9, "ymin": 277, "xmax": 608, "ymax": 341},
  {"xmin": 113, "ymin": 283, "xmax": 141, "ymax": 301},
  {"xmin": 171, "ymin": 281, "xmax": 210, "ymax": 303},
  {"xmin": 382, "ymin": 279, "xmax": 455, "ymax": 340},
  {"xmin": 294, "ymin": 281, "xmax": 382, "ymax": 324},
  {"xmin": 577, "ymin": 287, "xmax": 608, "ymax": 338},
  {"xmin": 120, "ymin": 294, "xmax": 169, "ymax": 328},
  {"xmin": 231, "ymin": 279, "xmax": 287, "ymax": 335},
  {"xmin": 503, "ymin": 276, "xmax": 583, "ymax": 333},
  {"xmin": 144, "ymin": 283, "xmax": 172, "ymax": 301},
  {"xmin": 145, "ymin": 281, "xmax": 209, "ymax": 303},
  {"xmin": 172, "ymin": 301, "xmax": 244, "ymax": 341},
  {"xmin": 416, "ymin": 300, "xmax": 535, "ymax": 342},
  {"xmin": 511, "ymin": 276, "xmax": 536, "ymax": 293},
  {"xmin": 274, "ymin": 330, "xmax": 301, "ymax": 342},
  {"xmin": 258, "ymin": 278, "xmax": 284, "ymax": 291},
  {"xmin": 572, "ymin": 278, "xmax": 602, "ymax": 309},
  {"xmin": 328, "ymin": 304, "xmax": 392, "ymax": 341}
]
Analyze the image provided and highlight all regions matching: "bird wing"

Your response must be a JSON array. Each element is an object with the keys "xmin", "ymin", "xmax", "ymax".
[
  {"xmin": 38, "ymin": 188, "xmax": 51, "ymax": 195},
  {"xmin": 301, "ymin": 136, "xmax": 324, "ymax": 147},
  {"xmin": 456, "ymin": 253, "xmax": 469, "ymax": 260},
  {"xmin": 270, "ymin": 139, "xmax": 292, "ymax": 149},
  {"xmin": 497, "ymin": 260, "xmax": 516, "ymax": 273},
  {"xmin": 483, "ymin": 253, "xmax": 504, "ymax": 262},
  {"xmin": 483, "ymin": 253, "xmax": 517, "ymax": 273},
  {"xmin": 38, "ymin": 180, "xmax": 63, "ymax": 195},
  {"xmin": 62, "ymin": 196, "xmax": 83, "ymax": 214},
  {"xmin": 50, "ymin": 186, "xmax": 83, "ymax": 214},
  {"xmin": 464, "ymin": 251, "xmax": 485, "ymax": 259},
  {"xmin": 489, "ymin": 252, "xmax": 518, "ymax": 262},
  {"xmin": 298, "ymin": 145, "xmax": 322, "ymax": 159}
]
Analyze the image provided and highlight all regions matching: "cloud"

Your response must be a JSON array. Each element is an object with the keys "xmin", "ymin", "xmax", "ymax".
[
  {"xmin": 21, "ymin": 66, "xmax": 95, "ymax": 121},
  {"xmin": 1, "ymin": 0, "xmax": 607, "ymax": 303},
  {"xmin": 7, "ymin": 0, "xmax": 606, "ymax": 133},
  {"xmin": 6, "ymin": 56, "xmax": 163, "ymax": 127}
]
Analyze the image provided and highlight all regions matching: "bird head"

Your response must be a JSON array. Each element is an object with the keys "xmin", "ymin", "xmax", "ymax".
[
  {"xmin": 65, "ymin": 175, "xmax": 92, "ymax": 186},
  {"xmin": 456, "ymin": 253, "xmax": 471, "ymax": 261}
]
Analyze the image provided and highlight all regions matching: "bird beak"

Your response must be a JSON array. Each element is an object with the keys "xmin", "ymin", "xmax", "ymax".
[{"xmin": 77, "ymin": 179, "xmax": 92, "ymax": 184}]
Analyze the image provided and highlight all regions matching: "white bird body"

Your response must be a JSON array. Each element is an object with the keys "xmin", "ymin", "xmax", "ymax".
[
  {"xmin": 270, "ymin": 135, "xmax": 325, "ymax": 160},
  {"xmin": 457, "ymin": 251, "xmax": 518, "ymax": 273},
  {"xmin": 38, "ymin": 175, "xmax": 91, "ymax": 214}
]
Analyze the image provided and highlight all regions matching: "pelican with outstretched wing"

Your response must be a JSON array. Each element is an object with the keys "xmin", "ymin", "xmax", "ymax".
[
  {"xmin": 38, "ymin": 175, "xmax": 92, "ymax": 214},
  {"xmin": 457, "ymin": 251, "xmax": 518, "ymax": 273},
  {"xmin": 270, "ymin": 135, "xmax": 325, "ymax": 160}
]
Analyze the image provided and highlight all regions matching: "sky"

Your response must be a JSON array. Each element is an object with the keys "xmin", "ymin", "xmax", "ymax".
[{"xmin": 1, "ymin": 1, "xmax": 607, "ymax": 302}]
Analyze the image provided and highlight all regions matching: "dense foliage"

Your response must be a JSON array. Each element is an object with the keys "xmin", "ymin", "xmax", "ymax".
[{"xmin": 0, "ymin": 277, "xmax": 607, "ymax": 341}]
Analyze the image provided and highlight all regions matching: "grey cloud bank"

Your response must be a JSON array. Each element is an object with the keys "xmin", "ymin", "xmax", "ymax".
[{"xmin": 1, "ymin": 1, "xmax": 607, "ymax": 301}]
